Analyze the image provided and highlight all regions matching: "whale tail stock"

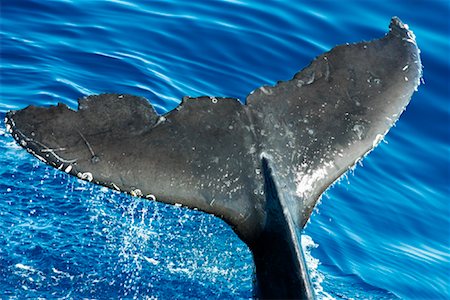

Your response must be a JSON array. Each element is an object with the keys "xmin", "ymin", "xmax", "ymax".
[{"xmin": 5, "ymin": 17, "xmax": 421, "ymax": 299}]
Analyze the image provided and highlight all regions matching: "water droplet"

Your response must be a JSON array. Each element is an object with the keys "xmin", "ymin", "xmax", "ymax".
[
  {"xmin": 372, "ymin": 134, "xmax": 384, "ymax": 147},
  {"xmin": 367, "ymin": 74, "xmax": 381, "ymax": 85}
]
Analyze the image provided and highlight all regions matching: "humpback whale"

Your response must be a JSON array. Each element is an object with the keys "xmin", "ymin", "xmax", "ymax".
[{"xmin": 5, "ymin": 17, "xmax": 421, "ymax": 299}]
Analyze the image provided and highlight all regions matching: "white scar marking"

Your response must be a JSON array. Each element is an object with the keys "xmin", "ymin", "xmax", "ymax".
[
  {"xmin": 146, "ymin": 194, "xmax": 156, "ymax": 201},
  {"xmin": 32, "ymin": 140, "xmax": 76, "ymax": 163},
  {"xmin": 112, "ymin": 183, "xmax": 120, "ymax": 191},
  {"xmin": 64, "ymin": 165, "xmax": 72, "ymax": 173},
  {"xmin": 260, "ymin": 86, "xmax": 273, "ymax": 95},
  {"xmin": 35, "ymin": 154, "xmax": 46, "ymax": 162},
  {"xmin": 81, "ymin": 172, "xmax": 93, "ymax": 182},
  {"xmin": 131, "ymin": 189, "xmax": 142, "ymax": 197},
  {"xmin": 41, "ymin": 148, "xmax": 66, "ymax": 152}
]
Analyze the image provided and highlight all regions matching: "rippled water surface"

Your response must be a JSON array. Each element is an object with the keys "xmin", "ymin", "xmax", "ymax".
[{"xmin": 1, "ymin": 1, "xmax": 449, "ymax": 299}]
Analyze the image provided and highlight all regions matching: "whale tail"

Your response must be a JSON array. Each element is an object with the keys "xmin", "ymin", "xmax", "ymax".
[{"xmin": 5, "ymin": 17, "xmax": 421, "ymax": 299}]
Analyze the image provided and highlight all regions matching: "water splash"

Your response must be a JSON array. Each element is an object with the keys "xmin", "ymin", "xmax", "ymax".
[
  {"xmin": 1, "ymin": 0, "xmax": 449, "ymax": 298},
  {"xmin": 301, "ymin": 235, "xmax": 335, "ymax": 300}
]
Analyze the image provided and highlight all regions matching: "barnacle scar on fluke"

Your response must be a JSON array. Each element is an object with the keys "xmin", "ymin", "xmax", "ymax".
[{"xmin": 5, "ymin": 17, "xmax": 421, "ymax": 299}]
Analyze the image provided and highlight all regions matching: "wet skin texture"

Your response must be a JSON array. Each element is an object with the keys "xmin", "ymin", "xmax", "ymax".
[{"xmin": 6, "ymin": 17, "xmax": 421, "ymax": 299}]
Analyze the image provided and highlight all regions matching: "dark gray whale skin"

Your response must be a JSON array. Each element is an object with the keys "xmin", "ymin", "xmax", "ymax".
[{"xmin": 5, "ymin": 17, "xmax": 421, "ymax": 299}]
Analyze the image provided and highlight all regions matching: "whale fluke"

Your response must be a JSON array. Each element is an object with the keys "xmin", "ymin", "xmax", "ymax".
[{"xmin": 5, "ymin": 17, "xmax": 421, "ymax": 299}]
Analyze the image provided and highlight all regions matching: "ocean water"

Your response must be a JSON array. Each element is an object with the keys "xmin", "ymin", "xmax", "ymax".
[{"xmin": 0, "ymin": 0, "xmax": 449, "ymax": 299}]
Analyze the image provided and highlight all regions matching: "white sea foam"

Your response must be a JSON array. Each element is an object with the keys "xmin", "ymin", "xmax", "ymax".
[
  {"xmin": 15, "ymin": 263, "xmax": 36, "ymax": 272},
  {"xmin": 301, "ymin": 235, "xmax": 335, "ymax": 300}
]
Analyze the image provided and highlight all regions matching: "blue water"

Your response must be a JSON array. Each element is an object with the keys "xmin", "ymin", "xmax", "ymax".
[{"xmin": 1, "ymin": 0, "xmax": 449, "ymax": 299}]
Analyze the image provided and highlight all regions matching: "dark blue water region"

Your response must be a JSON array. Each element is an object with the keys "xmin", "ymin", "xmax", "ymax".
[{"xmin": 1, "ymin": 0, "xmax": 449, "ymax": 299}]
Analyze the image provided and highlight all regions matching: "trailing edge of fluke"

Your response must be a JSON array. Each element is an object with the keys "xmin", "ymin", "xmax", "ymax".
[{"xmin": 5, "ymin": 17, "xmax": 421, "ymax": 299}]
